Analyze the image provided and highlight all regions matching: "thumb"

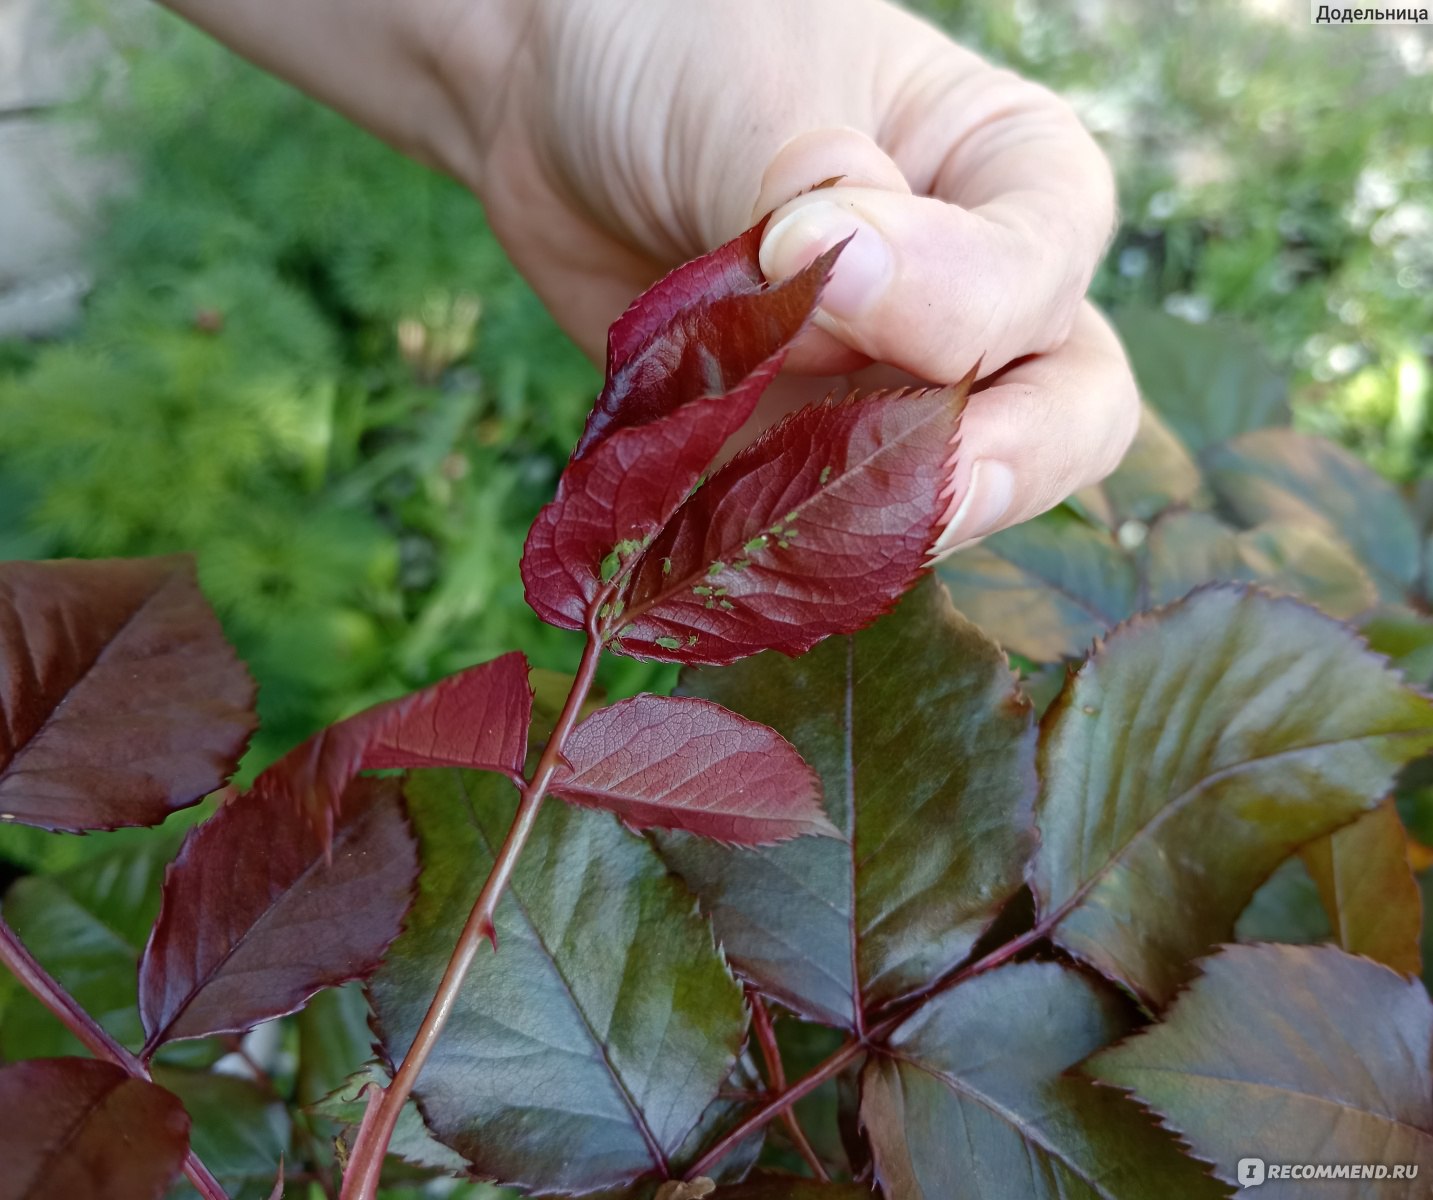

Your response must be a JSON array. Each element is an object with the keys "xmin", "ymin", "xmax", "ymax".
[
  {"xmin": 750, "ymin": 126, "xmax": 913, "ymax": 222},
  {"xmin": 756, "ymin": 132, "xmax": 1085, "ymax": 383}
]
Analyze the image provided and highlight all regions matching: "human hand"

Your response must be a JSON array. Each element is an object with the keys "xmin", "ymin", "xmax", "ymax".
[
  {"xmin": 461, "ymin": 0, "xmax": 1138, "ymax": 554},
  {"xmin": 159, "ymin": 0, "xmax": 1139, "ymax": 555}
]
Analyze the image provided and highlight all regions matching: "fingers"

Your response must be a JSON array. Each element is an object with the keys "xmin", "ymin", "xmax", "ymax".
[
  {"xmin": 756, "ymin": 84, "xmax": 1115, "ymax": 380},
  {"xmin": 929, "ymin": 302, "xmax": 1139, "ymax": 560}
]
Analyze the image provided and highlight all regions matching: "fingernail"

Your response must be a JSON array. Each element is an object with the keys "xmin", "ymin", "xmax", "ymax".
[
  {"xmin": 932, "ymin": 459, "xmax": 1016, "ymax": 557},
  {"xmin": 760, "ymin": 200, "xmax": 892, "ymax": 319}
]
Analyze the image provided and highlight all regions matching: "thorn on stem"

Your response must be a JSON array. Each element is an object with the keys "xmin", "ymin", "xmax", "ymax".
[{"xmin": 478, "ymin": 918, "xmax": 499, "ymax": 951}]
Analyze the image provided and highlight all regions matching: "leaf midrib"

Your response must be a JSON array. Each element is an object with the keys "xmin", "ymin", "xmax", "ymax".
[
  {"xmin": 143, "ymin": 803, "xmax": 373, "ymax": 1050},
  {"xmin": 3, "ymin": 569, "xmax": 175, "ymax": 790},
  {"xmin": 1106, "ymin": 1065, "xmax": 1433, "ymax": 1143},
  {"xmin": 22, "ymin": 1071, "xmax": 131, "ymax": 1200},
  {"xmin": 893, "ymin": 1054, "xmax": 1123, "ymax": 1200},
  {"xmin": 1044, "ymin": 729, "xmax": 1432, "ymax": 932}
]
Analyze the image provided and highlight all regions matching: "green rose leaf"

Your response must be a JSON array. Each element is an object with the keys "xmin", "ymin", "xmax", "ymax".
[
  {"xmin": 1204, "ymin": 428, "xmax": 1420, "ymax": 599},
  {"xmin": 368, "ymin": 769, "xmax": 747, "ymax": 1194},
  {"xmin": 1234, "ymin": 857, "xmax": 1329, "ymax": 946},
  {"xmin": 154, "ymin": 1068, "xmax": 291, "ymax": 1198},
  {"xmin": 1112, "ymin": 309, "xmax": 1288, "ymax": 452},
  {"xmin": 1146, "ymin": 512, "xmax": 1377, "ymax": 620},
  {"xmin": 660, "ymin": 578, "xmax": 1036, "ymax": 1029},
  {"xmin": 861, "ymin": 961, "xmax": 1226, "ymax": 1199},
  {"xmin": 1076, "ymin": 404, "xmax": 1204, "ymax": 531},
  {"xmin": 309, "ymin": 1063, "xmax": 469, "ymax": 1175},
  {"xmin": 937, "ymin": 512, "xmax": 1137, "ymax": 663},
  {"xmin": 1087, "ymin": 943, "xmax": 1433, "ymax": 1196},
  {"xmin": 1032, "ymin": 586, "xmax": 1433, "ymax": 1005},
  {"xmin": 1361, "ymin": 609, "xmax": 1433, "ymax": 689},
  {"xmin": 0, "ymin": 836, "xmax": 215, "ymax": 1067}
]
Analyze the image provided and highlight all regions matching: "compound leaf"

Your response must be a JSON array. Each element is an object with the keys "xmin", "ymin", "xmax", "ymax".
[
  {"xmin": 862, "ymin": 961, "xmax": 1227, "ymax": 1200},
  {"xmin": 524, "ymin": 231, "xmax": 840, "ymax": 630},
  {"xmin": 368, "ymin": 769, "xmax": 747, "ymax": 1194},
  {"xmin": 1032, "ymin": 586, "xmax": 1433, "ymax": 1006},
  {"xmin": 660, "ymin": 579, "xmax": 1036, "ymax": 1029},
  {"xmin": 0, "ymin": 556, "xmax": 255, "ymax": 832},
  {"xmin": 0, "ymin": 1057, "xmax": 190, "ymax": 1200},
  {"xmin": 1087, "ymin": 943, "xmax": 1433, "ymax": 1196},
  {"xmin": 139, "ymin": 778, "xmax": 417, "ymax": 1053},
  {"xmin": 551, "ymin": 694, "xmax": 834, "ymax": 844}
]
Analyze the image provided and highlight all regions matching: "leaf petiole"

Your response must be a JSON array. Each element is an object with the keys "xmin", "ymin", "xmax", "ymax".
[
  {"xmin": 747, "ymin": 992, "xmax": 829, "ymax": 1182},
  {"xmin": 686, "ymin": 922, "xmax": 1051, "ymax": 1179}
]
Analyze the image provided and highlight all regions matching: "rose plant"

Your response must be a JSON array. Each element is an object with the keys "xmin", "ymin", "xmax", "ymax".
[{"xmin": 1, "ymin": 226, "xmax": 1431, "ymax": 1200}]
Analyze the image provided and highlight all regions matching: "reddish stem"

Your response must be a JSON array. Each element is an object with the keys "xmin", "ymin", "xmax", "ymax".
[
  {"xmin": 748, "ymin": 992, "xmax": 830, "ymax": 1182},
  {"xmin": 687, "ymin": 1035, "xmax": 866, "ymax": 1180},
  {"xmin": 339, "ymin": 613, "xmax": 609, "ymax": 1200},
  {"xmin": 0, "ymin": 917, "xmax": 230, "ymax": 1200},
  {"xmin": 688, "ymin": 921, "xmax": 1050, "ymax": 1179}
]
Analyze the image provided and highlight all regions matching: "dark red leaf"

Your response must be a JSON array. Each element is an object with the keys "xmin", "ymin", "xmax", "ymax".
[
  {"xmin": 0, "ymin": 556, "xmax": 255, "ymax": 832},
  {"xmin": 138, "ymin": 777, "xmax": 418, "ymax": 1055},
  {"xmin": 550, "ymin": 694, "xmax": 835, "ymax": 844},
  {"xmin": 599, "ymin": 227, "xmax": 763, "ymax": 396},
  {"xmin": 523, "ymin": 229, "xmax": 842, "ymax": 631},
  {"xmin": 522, "ymin": 393, "xmax": 771, "ymax": 629},
  {"xmin": 580, "ymin": 224, "xmax": 841, "ymax": 454},
  {"xmin": 607, "ymin": 382, "xmax": 969, "ymax": 665},
  {"xmin": 0, "ymin": 1058, "xmax": 190, "ymax": 1200},
  {"xmin": 251, "ymin": 651, "xmax": 530, "ymax": 838}
]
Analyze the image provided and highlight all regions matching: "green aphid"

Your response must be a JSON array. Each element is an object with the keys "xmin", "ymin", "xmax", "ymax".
[
  {"xmin": 745, "ymin": 535, "xmax": 769, "ymax": 554},
  {"xmin": 819, "ymin": 466, "xmax": 832, "ymax": 484},
  {"xmin": 655, "ymin": 636, "xmax": 683, "ymax": 650}
]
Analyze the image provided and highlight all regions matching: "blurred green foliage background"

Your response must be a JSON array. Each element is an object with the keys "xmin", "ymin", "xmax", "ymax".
[{"xmin": 1, "ymin": 0, "xmax": 1430, "ymax": 803}]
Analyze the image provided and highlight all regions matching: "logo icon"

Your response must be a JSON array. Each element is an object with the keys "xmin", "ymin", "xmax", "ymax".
[{"xmin": 1238, "ymin": 1158, "xmax": 1267, "ymax": 1188}]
